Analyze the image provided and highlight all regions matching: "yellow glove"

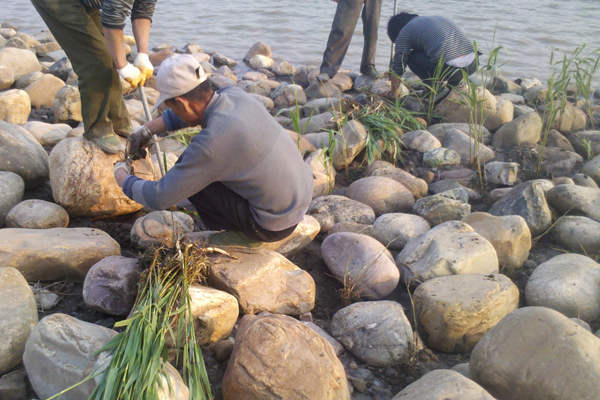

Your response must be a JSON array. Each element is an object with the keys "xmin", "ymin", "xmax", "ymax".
[
  {"xmin": 118, "ymin": 62, "xmax": 143, "ymax": 89},
  {"xmin": 134, "ymin": 53, "xmax": 154, "ymax": 85}
]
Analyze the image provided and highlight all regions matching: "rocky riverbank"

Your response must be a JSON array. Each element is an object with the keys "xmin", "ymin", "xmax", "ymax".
[{"xmin": 1, "ymin": 21, "xmax": 600, "ymax": 400}]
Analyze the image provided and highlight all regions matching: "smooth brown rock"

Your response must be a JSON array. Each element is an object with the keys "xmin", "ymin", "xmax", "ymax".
[
  {"xmin": 367, "ymin": 160, "xmax": 429, "ymax": 199},
  {"xmin": 223, "ymin": 313, "xmax": 350, "ymax": 400},
  {"xmin": 0, "ymin": 227, "xmax": 120, "ymax": 281},
  {"xmin": 208, "ymin": 247, "xmax": 315, "ymax": 315},
  {"xmin": 5, "ymin": 199, "xmax": 69, "ymax": 228},
  {"xmin": 188, "ymin": 285, "xmax": 239, "ymax": 345},
  {"xmin": 0, "ymin": 47, "xmax": 41, "ymax": 79},
  {"xmin": 130, "ymin": 211, "xmax": 194, "ymax": 248}
]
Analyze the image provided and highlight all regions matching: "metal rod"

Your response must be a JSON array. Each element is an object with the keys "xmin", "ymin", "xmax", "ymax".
[
  {"xmin": 137, "ymin": 85, "xmax": 166, "ymax": 177},
  {"xmin": 389, "ymin": 0, "xmax": 398, "ymax": 71}
]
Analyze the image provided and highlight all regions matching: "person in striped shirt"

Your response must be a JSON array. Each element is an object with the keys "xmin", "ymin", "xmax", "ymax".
[
  {"xmin": 31, "ymin": 0, "xmax": 157, "ymax": 153},
  {"xmin": 387, "ymin": 12, "xmax": 477, "ymax": 94}
]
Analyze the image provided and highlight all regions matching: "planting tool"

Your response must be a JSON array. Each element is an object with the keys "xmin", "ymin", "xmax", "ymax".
[{"xmin": 138, "ymin": 84, "xmax": 166, "ymax": 177}]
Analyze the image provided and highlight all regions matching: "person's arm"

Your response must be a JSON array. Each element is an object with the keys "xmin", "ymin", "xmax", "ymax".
[
  {"xmin": 126, "ymin": 110, "xmax": 187, "ymax": 159},
  {"xmin": 122, "ymin": 130, "xmax": 220, "ymax": 210},
  {"xmin": 392, "ymin": 30, "xmax": 412, "ymax": 77}
]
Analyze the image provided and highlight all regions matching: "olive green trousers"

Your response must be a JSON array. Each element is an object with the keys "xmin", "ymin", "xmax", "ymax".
[{"xmin": 31, "ymin": 0, "xmax": 131, "ymax": 138}]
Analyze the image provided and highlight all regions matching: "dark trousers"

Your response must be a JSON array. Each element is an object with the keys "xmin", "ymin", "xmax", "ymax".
[
  {"xmin": 188, "ymin": 182, "xmax": 297, "ymax": 243},
  {"xmin": 407, "ymin": 50, "xmax": 478, "ymax": 87},
  {"xmin": 31, "ymin": 0, "xmax": 131, "ymax": 139},
  {"xmin": 320, "ymin": 0, "xmax": 382, "ymax": 77}
]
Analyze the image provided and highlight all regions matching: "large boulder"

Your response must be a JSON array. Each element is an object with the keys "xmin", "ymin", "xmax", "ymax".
[
  {"xmin": 0, "ymin": 227, "xmax": 120, "ymax": 281},
  {"xmin": 492, "ymin": 111, "xmax": 542, "ymax": 149},
  {"xmin": 0, "ymin": 121, "xmax": 48, "ymax": 188},
  {"xmin": 551, "ymin": 216, "xmax": 600, "ymax": 255},
  {"xmin": 222, "ymin": 313, "xmax": 350, "ymax": 400},
  {"xmin": 488, "ymin": 180, "xmax": 553, "ymax": 235},
  {"xmin": 49, "ymin": 137, "xmax": 155, "ymax": 217},
  {"xmin": 5, "ymin": 199, "xmax": 69, "ymax": 228},
  {"xmin": 308, "ymin": 195, "xmax": 375, "ymax": 232},
  {"xmin": 372, "ymin": 213, "xmax": 430, "ymax": 250},
  {"xmin": 470, "ymin": 307, "xmax": 600, "ymax": 400},
  {"xmin": 0, "ymin": 267, "xmax": 38, "ymax": 374},
  {"xmin": 130, "ymin": 211, "xmax": 194, "ymax": 248},
  {"xmin": 0, "ymin": 47, "xmax": 41, "ymax": 79},
  {"xmin": 463, "ymin": 212, "xmax": 531, "ymax": 271},
  {"xmin": 346, "ymin": 176, "xmax": 415, "ymax": 216},
  {"xmin": 525, "ymin": 254, "xmax": 600, "ymax": 322},
  {"xmin": 414, "ymin": 273, "xmax": 519, "ymax": 352},
  {"xmin": 396, "ymin": 221, "xmax": 499, "ymax": 284},
  {"xmin": 24, "ymin": 73, "xmax": 64, "ymax": 108},
  {"xmin": 0, "ymin": 171, "xmax": 24, "ymax": 227},
  {"xmin": 331, "ymin": 301, "xmax": 413, "ymax": 367},
  {"xmin": 82, "ymin": 256, "xmax": 140, "ymax": 316},
  {"xmin": 208, "ymin": 247, "xmax": 315, "ymax": 315},
  {"xmin": 0, "ymin": 89, "xmax": 30, "ymax": 124},
  {"xmin": 23, "ymin": 314, "xmax": 117, "ymax": 400},
  {"xmin": 547, "ymin": 184, "xmax": 600, "ymax": 222},
  {"xmin": 321, "ymin": 232, "xmax": 399, "ymax": 299},
  {"xmin": 391, "ymin": 369, "xmax": 496, "ymax": 400}
]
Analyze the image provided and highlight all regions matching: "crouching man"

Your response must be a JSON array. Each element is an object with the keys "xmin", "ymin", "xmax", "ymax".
[{"xmin": 114, "ymin": 54, "xmax": 313, "ymax": 242}]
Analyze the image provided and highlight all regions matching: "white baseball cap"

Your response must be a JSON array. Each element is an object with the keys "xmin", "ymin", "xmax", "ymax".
[{"xmin": 153, "ymin": 54, "xmax": 208, "ymax": 110}]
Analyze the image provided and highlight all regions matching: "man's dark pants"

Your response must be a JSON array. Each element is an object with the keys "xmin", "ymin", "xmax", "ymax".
[
  {"xmin": 320, "ymin": 0, "xmax": 382, "ymax": 77},
  {"xmin": 189, "ymin": 183, "xmax": 297, "ymax": 242},
  {"xmin": 31, "ymin": 0, "xmax": 131, "ymax": 139},
  {"xmin": 407, "ymin": 51, "xmax": 478, "ymax": 87}
]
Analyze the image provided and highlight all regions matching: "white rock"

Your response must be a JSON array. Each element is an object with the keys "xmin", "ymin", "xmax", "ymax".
[
  {"xmin": 0, "ymin": 47, "xmax": 41, "ymax": 79},
  {"xmin": 23, "ymin": 314, "xmax": 117, "ymax": 400},
  {"xmin": 331, "ymin": 301, "xmax": 413, "ymax": 366},
  {"xmin": 22, "ymin": 120, "xmax": 70, "ymax": 146},
  {"xmin": 321, "ymin": 232, "xmax": 399, "ymax": 299},
  {"xmin": 248, "ymin": 54, "xmax": 274, "ymax": 70},
  {"xmin": 402, "ymin": 130, "xmax": 442, "ymax": 152},
  {"xmin": 372, "ymin": 213, "xmax": 430, "ymax": 250},
  {"xmin": 526, "ymin": 254, "xmax": 600, "ymax": 322},
  {"xmin": 346, "ymin": 176, "xmax": 415, "ymax": 216},
  {"xmin": 551, "ymin": 216, "xmax": 600, "ymax": 255},
  {"xmin": 5, "ymin": 199, "xmax": 69, "ymax": 228},
  {"xmin": 470, "ymin": 306, "xmax": 600, "ymax": 400},
  {"xmin": 188, "ymin": 284, "xmax": 239, "ymax": 345},
  {"xmin": 396, "ymin": 221, "xmax": 499, "ymax": 283}
]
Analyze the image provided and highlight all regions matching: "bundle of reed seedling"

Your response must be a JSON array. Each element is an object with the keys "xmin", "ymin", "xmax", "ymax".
[
  {"xmin": 91, "ymin": 243, "xmax": 213, "ymax": 400},
  {"xmin": 50, "ymin": 243, "xmax": 213, "ymax": 400}
]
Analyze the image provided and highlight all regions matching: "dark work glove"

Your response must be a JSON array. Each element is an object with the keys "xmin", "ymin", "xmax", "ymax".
[{"xmin": 126, "ymin": 125, "xmax": 153, "ymax": 160}]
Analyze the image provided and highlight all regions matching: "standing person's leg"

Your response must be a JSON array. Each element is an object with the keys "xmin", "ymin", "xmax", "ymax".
[
  {"xmin": 360, "ymin": 0, "xmax": 382, "ymax": 76},
  {"xmin": 31, "ymin": 0, "xmax": 127, "ymax": 153},
  {"xmin": 89, "ymin": 12, "xmax": 132, "ymax": 137},
  {"xmin": 320, "ymin": 0, "xmax": 364, "ymax": 78},
  {"xmin": 188, "ymin": 183, "xmax": 296, "ymax": 242}
]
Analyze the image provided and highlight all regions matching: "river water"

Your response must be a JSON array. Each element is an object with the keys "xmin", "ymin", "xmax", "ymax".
[{"xmin": 4, "ymin": 0, "xmax": 600, "ymax": 85}]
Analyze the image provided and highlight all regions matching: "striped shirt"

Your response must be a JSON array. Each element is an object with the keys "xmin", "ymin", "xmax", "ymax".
[
  {"xmin": 393, "ymin": 16, "xmax": 474, "ymax": 76},
  {"xmin": 79, "ymin": 0, "xmax": 156, "ymax": 29}
]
